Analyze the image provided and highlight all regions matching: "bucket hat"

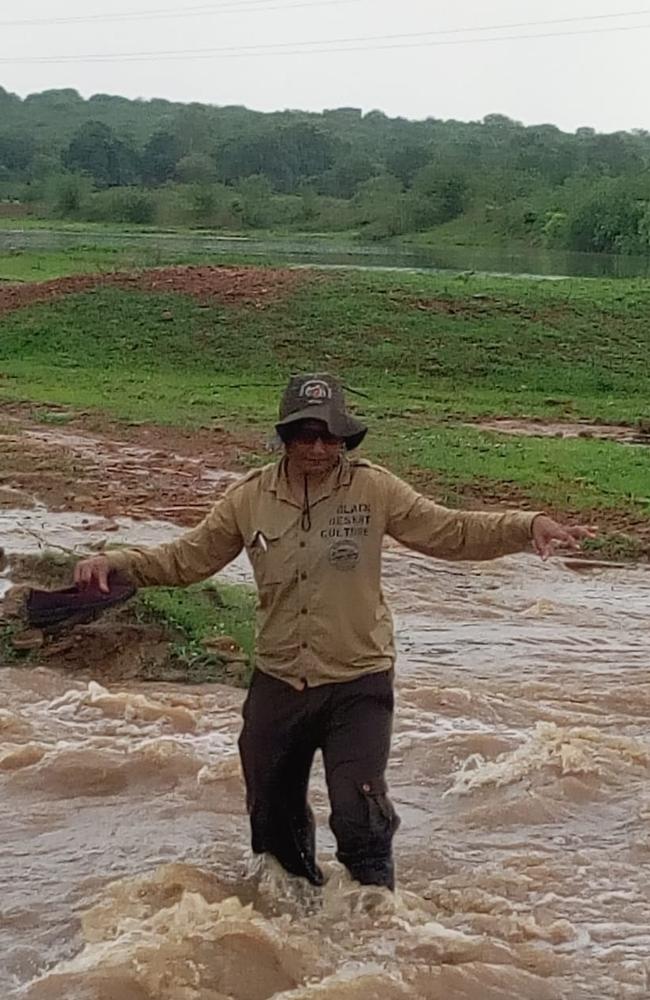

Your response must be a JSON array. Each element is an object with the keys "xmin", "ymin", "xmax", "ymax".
[
  {"xmin": 275, "ymin": 373, "xmax": 367, "ymax": 450},
  {"xmin": 25, "ymin": 571, "xmax": 136, "ymax": 629}
]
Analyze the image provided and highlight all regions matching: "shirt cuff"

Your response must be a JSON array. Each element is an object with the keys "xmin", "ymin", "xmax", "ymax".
[
  {"xmin": 104, "ymin": 549, "xmax": 137, "ymax": 577},
  {"xmin": 520, "ymin": 511, "xmax": 544, "ymax": 539}
]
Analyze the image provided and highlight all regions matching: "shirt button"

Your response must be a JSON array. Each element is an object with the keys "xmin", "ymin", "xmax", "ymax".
[
  {"xmin": 300, "ymin": 541, "xmax": 306, "ymax": 548},
  {"xmin": 301, "ymin": 607, "xmax": 308, "ymax": 614},
  {"xmin": 301, "ymin": 642, "xmax": 308, "ymax": 649},
  {"xmin": 300, "ymin": 572, "xmax": 307, "ymax": 581}
]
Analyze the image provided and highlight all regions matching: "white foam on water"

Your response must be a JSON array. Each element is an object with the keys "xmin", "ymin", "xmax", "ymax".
[{"xmin": 445, "ymin": 721, "xmax": 650, "ymax": 796}]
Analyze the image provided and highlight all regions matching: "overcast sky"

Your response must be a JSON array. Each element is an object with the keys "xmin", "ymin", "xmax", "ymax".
[{"xmin": 2, "ymin": 0, "xmax": 649, "ymax": 133}]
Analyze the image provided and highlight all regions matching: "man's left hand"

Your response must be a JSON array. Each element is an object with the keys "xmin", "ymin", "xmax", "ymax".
[{"xmin": 532, "ymin": 515, "xmax": 598, "ymax": 560}]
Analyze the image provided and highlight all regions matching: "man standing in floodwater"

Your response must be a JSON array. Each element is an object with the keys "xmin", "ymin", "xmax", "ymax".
[{"xmin": 74, "ymin": 373, "xmax": 595, "ymax": 889}]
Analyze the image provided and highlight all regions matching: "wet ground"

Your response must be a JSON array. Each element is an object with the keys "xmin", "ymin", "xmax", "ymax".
[
  {"xmin": 470, "ymin": 417, "xmax": 650, "ymax": 446},
  {"xmin": 2, "ymin": 423, "xmax": 650, "ymax": 999},
  {"xmin": 0, "ymin": 404, "xmax": 253, "ymax": 525}
]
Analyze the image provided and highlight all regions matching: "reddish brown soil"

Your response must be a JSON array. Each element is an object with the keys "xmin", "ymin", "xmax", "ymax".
[
  {"xmin": 0, "ymin": 402, "xmax": 266, "ymax": 527},
  {"xmin": 0, "ymin": 265, "xmax": 309, "ymax": 316}
]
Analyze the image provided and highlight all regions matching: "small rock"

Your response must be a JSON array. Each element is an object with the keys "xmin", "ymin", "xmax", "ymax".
[
  {"xmin": 201, "ymin": 635, "xmax": 246, "ymax": 663},
  {"xmin": 11, "ymin": 628, "xmax": 44, "ymax": 651},
  {"xmin": 0, "ymin": 584, "xmax": 30, "ymax": 621},
  {"xmin": 82, "ymin": 518, "xmax": 120, "ymax": 533},
  {"xmin": 223, "ymin": 660, "xmax": 249, "ymax": 684},
  {"xmin": 202, "ymin": 634, "xmax": 237, "ymax": 650},
  {"xmin": 161, "ymin": 310, "xmax": 174, "ymax": 322}
]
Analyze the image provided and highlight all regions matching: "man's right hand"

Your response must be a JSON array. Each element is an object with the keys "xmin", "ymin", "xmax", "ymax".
[{"xmin": 74, "ymin": 556, "xmax": 111, "ymax": 593}]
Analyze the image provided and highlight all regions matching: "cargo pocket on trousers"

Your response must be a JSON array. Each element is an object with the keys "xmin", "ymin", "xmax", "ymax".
[{"xmin": 360, "ymin": 777, "xmax": 401, "ymax": 840}]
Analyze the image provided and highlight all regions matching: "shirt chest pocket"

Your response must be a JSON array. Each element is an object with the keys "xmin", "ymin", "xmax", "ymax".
[{"xmin": 246, "ymin": 525, "xmax": 293, "ymax": 587}]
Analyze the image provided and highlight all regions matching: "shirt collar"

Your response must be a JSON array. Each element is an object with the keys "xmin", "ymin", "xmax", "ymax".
[{"xmin": 267, "ymin": 455, "xmax": 352, "ymax": 506}]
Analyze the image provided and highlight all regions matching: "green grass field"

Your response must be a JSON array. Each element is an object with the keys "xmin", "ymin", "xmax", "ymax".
[
  {"xmin": 2, "ymin": 251, "xmax": 650, "ymax": 548},
  {"xmin": 0, "ymin": 246, "xmax": 247, "ymax": 282}
]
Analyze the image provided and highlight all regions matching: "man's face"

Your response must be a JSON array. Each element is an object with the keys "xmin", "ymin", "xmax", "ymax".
[{"xmin": 285, "ymin": 420, "xmax": 344, "ymax": 477}]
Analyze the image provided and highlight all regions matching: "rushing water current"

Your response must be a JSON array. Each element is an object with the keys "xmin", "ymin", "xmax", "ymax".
[{"xmin": 2, "ymin": 511, "xmax": 650, "ymax": 999}]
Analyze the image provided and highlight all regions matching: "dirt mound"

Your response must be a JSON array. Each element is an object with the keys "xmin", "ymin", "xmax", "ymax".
[
  {"xmin": 2, "ymin": 597, "xmax": 221, "ymax": 685},
  {"xmin": 1, "ymin": 549, "xmax": 251, "ymax": 685},
  {"xmin": 37, "ymin": 622, "xmax": 174, "ymax": 682},
  {"xmin": 0, "ymin": 265, "xmax": 307, "ymax": 316},
  {"xmin": 1, "ymin": 576, "xmax": 176, "ymax": 682}
]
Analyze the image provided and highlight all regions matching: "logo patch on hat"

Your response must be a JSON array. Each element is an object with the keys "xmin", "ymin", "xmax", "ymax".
[{"xmin": 299, "ymin": 379, "xmax": 332, "ymax": 404}]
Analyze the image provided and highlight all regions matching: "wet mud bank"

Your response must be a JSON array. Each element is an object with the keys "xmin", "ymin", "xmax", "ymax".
[{"xmin": 0, "ymin": 507, "xmax": 254, "ymax": 686}]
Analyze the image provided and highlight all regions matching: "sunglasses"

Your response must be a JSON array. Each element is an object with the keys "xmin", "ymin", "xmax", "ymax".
[{"xmin": 288, "ymin": 427, "xmax": 342, "ymax": 445}]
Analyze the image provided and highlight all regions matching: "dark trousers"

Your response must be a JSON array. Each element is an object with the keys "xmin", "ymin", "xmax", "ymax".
[{"xmin": 238, "ymin": 668, "xmax": 400, "ymax": 889}]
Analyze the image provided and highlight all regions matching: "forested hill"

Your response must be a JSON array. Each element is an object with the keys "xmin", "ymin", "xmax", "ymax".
[{"xmin": 2, "ymin": 85, "xmax": 650, "ymax": 253}]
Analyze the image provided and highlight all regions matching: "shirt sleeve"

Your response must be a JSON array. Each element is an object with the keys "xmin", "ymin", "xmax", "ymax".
[
  {"xmin": 104, "ymin": 492, "xmax": 244, "ymax": 587},
  {"xmin": 384, "ymin": 471, "xmax": 539, "ymax": 561}
]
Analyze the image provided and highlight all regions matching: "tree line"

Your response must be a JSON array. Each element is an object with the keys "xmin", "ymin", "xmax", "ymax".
[{"xmin": 2, "ymin": 85, "xmax": 650, "ymax": 253}]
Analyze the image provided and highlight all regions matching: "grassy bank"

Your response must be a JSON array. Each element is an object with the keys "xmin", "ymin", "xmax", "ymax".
[
  {"xmin": 1, "ymin": 561, "xmax": 256, "ymax": 684},
  {"xmin": 134, "ymin": 582, "xmax": 256, "ymax": 685},
  {"xmin": 1, "ymin": 255, "xmax": 650, "ymax": 548},
  {"xmin": 0, "ymin": 246, "xmax": 259, "ymax": 283}
]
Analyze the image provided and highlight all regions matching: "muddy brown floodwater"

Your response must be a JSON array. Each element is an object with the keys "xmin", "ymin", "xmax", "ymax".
[{"xmin": 3, "ymin": 493, "xmax": 650, "ymax": 996}]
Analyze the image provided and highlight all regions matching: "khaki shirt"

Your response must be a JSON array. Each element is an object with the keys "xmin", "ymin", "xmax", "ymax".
[{"xmin": 106, "ymin": 458, "xmax": 538, "ymax": 689}]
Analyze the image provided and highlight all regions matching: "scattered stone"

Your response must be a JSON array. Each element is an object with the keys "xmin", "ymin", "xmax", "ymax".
[
  {"xmin": 71, "ymin": 494, "xmax": 95, "ymax": 507},
  {"xmin": 0, "ymin": 584, "xmax": 30, "ymax": 621},
  {"xmin": 11, "ymin": 628, "xmax": 44, "ymax": 651},
  {"xmin": 82, "ymin": 518, "xmax": 120, "ymax": 532},
  {"xmin": 201, "ymin": 635, "xmax": 246, "ymax": 663}
]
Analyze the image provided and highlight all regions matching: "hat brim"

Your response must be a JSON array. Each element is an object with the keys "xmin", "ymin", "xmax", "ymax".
[
  {"xmin": 25, "ymin": 572, "xmax": 136, "ymax": 629},
  {"xmin": 275, "ymin": 403, "xmax": 367, "ymax": 450}
]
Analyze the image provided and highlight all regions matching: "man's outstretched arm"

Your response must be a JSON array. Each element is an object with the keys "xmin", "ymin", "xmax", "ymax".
[
  {"xmin": 383, "ymin": 470, "xmax": 595, "ymax": 562},
  {"xmin": 74, "ymin": 494, "xmax": 244, "ymax": 591}
]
